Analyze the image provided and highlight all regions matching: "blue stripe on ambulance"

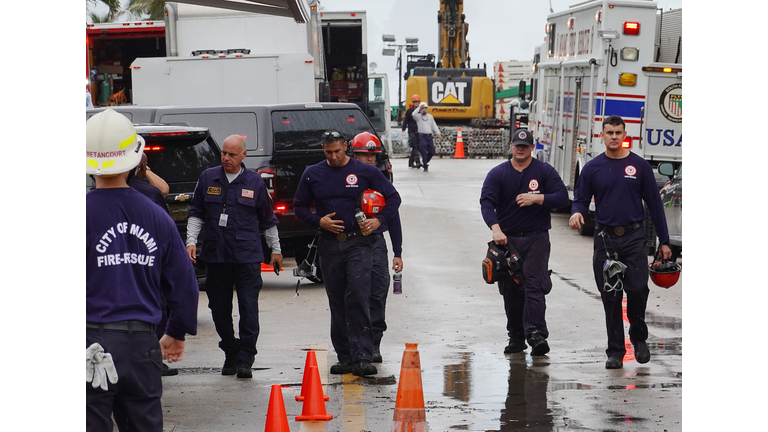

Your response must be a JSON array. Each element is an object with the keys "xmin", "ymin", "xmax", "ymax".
[{"xmin": 594, "ymin": 99, "xmax": 644, "ymax": 119}]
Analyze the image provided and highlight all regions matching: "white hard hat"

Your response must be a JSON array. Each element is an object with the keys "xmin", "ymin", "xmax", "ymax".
[
  {"xmin": 418, "ymin": 102, "xmax": 428, "ymax": 109},
  {"xmin": 86, "ymin": 109, "xmax": 145, "ymax": 175}
]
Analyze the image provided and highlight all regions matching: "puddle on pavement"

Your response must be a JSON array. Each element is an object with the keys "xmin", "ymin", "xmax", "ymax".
[{"xmin": 420, "ymin": 350, "xmax": 561, "ymax": 430}]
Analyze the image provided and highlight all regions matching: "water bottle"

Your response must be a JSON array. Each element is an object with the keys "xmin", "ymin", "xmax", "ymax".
[
  {"xmin": 392, "ymin": 273, "xmax": 402, "ymax": 295},
  {"xmin": 355, "ymin": 210, "xmax": 369, "ymax": 236}
]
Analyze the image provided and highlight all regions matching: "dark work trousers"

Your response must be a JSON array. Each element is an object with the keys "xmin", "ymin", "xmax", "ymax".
[
  {"xmin": 205, "ymin": 262, "xmax": 263, "ymax": 366},
  {"xmin": 370, "ymin": 234, "xmax": 390, "ymax": 347},
  {"xmin": 86, "ymin": 325, "xmax": 163, "ymax": 432},
  {"xmin": 318, "ymin": 233, "xmax": 374, "ymax": 363},
  {"xmin": 408, "ymin": 133, "xmax": 421, "ymax": 167},
  {"xmin": 498, "ymin": 232, "xmax": 553, "ymax": 346},
  {"xmin": 418, "ymin": 134, "xmax": 436, "ymax": 169},
  {"xmin": 591, "ymin": 227, "xmax": 649, "ymax": 359}
]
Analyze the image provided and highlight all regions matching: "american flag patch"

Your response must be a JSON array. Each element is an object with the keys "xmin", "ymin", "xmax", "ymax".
[{"xmin": 241, "ymin": 189, "xmax": 254, "ymax": 198}]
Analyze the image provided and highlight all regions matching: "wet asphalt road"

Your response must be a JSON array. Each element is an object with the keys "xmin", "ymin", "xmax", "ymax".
[{"xmin": 158, "ymin": 157, "xmax": 682, "ymax": 432}]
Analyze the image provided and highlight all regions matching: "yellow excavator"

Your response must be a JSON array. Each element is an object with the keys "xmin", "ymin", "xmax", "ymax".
[
  {"xmin": 405, "ymin": 0, "xmax": 506, "ymax": 157},
  {"xmin": 405, "ymin": 0, "xmax": 495, "ymax": 122}
]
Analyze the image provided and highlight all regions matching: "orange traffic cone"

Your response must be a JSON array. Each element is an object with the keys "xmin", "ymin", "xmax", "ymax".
[
  {"xmin": 296, "ymin": 350, "xmax": 329, "ymax": 402},
  {"xmin": 454, "ymin": 127, "xmax": 465, "ymax": 159},
  {"xmin": 295, "ymin": 365, "xmax": 333, "ymax": 421},
  {"xmin": 261, "ymin": 262, "xmax": 283, "ymax": 272},
  {"xmin": 392, "ymin": 343, "xmax": 427, "ymax": 432},
  {"xmin": 264, "ymin": 385, "xmax": 290, "ymax": 432}
]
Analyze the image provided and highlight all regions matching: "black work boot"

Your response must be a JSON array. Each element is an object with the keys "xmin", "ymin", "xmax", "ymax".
[
  {"xmin": 372, "ymin": 345, "xmax": 383, "ymax": 363},
  {"xmin": 504, "ymin": 340, "xmax": 527, "ymax": 354},
  {"xmin": 605, "ymin": 357, "xmax": 623, "ymax": 369},
  {"xmin": 236, "ymin": 361, "xmax": 252, "ymax": 379},
  {"xmin": 222, "ymin": 349, "xmax": 238, "ymax": 376},
  {"xmin": 528, "ymin": 331, "xmax": 550, "ymax": 356},
  {"xmin": 352, "ymin": 361, "xmax": 377, "ymax": 377},
  {"xmin": 633, "ymin": 340, "xmax": 651, "ymax": 364},
  {"xmin": 330, "ymin": 362, "xmax": 353, "ymax": 374}
]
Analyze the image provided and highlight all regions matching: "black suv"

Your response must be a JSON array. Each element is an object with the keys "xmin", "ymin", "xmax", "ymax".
[
  {"xmin": 87, "ymin": 103, "xmax": 392, "ymax": 268},
  {"xmin": 86, "ymin": 124, "xmax": 221, "ymax": 278}
]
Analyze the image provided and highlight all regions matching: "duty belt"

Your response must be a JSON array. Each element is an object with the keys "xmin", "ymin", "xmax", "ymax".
[
  {"xmin": 87, "ymin": 321, "xmax": 156, "ymax": 333},
  {"xmin": 320, "ymin": 230, "xmax": 364, "ymax": 242},
  {"xmin": 504, "ymin": 228, "xmax": 547, "ymax": 238},
  {"xmin": 595, "ymin": 222, "xmax": 642, "ymax": 237}
]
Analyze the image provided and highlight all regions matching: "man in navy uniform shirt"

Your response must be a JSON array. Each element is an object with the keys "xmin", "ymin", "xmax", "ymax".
[
  {"xmin": 401, "ymin": 94, "xmax": 422, "ymax": 168},
  {"xmin": 186, "ymin": 134, "xmax": 283, "ymax": 379},
  {"xmin": 294, "ymin": 130, "xmax": 401, "ymax": 376},
  {"xmin": 86, "ymin": 109, "xmax": 199, "ymax": 431},
  {"xmin": 569, "ymin": 115, "xmax": 672, "ymax": 369},
  {"xmin": 349, "ymin": 131, "xmax": 404, "ymax": 363},
  {"xmin": 480, "ymin": 129, "xmax": 568, "ymax": 356}
]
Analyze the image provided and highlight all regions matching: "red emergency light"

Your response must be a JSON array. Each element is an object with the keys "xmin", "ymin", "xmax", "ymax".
[
  {"xmin": 623, "ymin": 22, "xmax": 640, "ymax": 35},
  {"xmin": 144, "ymin": 146, "xmax": 164, "ymax": 151},
  {"xmin": 621, "ymin": 137, "xmax": 632, "ymax": 149}
]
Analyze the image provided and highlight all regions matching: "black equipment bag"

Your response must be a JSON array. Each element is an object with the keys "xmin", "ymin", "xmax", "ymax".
[{"xmin": 482, "ymin": 241, "xmax": 525, "ymax": 286}]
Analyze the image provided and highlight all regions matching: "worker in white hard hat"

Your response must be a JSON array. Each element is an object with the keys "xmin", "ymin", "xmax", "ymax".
[
  {"xmin": 415, "ymin": 102, "xmax": 441, "ymax": 172},
  {"xmin": 86, "ymin": 109, "xmax": 199, "ymax": 431}
]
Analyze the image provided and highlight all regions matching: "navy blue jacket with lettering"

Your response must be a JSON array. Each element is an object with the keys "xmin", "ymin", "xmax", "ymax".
[
  {"xmin": 293, "ymin": 157, "xmax": 401, "ymax": 234},
  {"xmin": 86, "ymin": 187, "xmax": 198, "ymax": 340},
  {"xmin": 480, "ymin": 158, "xmax": 569, "ymax": 233},
  {"xmin": 571, "ymin": 152, "xmax": 669, "ymax": 243},
  {"xmin": 188, "ymin": 165, "xmax": 279, "ymax": 264}
]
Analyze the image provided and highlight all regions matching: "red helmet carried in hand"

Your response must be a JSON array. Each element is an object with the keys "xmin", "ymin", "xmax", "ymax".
[
  {"xmin": 351, "ymin": 132, "xmax": 382, "ymax": 153},
  {"xmin": 649, "ymin": 258, "xmax": 681, "ymax": 288},
  {"xmin": 359, "ymin": 189, "xmax": 386, "ymax": 218}
]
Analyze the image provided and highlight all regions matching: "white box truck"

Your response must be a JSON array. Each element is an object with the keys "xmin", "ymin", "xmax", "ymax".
[{"xmin": 129, "ymin": 1, "xmax": 392, "ymax": 142}]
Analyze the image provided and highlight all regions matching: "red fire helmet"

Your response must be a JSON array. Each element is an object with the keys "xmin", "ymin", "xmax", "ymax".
[
  {"xmin": 649, "ymin": 259, "xmax": 681, "ymax": 288},
  {"xmin": 351, "ymin": 132, "xmax": 381, "ymax": 153},
  {"xmin": 359, "ymin": 189, "xmax": 386, "ymax": 218}
]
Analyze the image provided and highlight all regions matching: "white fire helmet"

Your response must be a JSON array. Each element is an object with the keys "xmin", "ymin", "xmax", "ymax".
[{"xmin": 86, "ymin": 109, "xmax": 145, "ymax": 176}]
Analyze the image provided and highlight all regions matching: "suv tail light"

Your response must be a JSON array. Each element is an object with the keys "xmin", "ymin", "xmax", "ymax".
[
  {"xmin": 274, "ymin": 203, "xmax": 290, "ymax": 215},
  {"xmin": 148, "ymin": 131, "xmax": 188, "ymax": 136},
  {"xmin": 258, "ymin": 167, "xmax": 276, "ymax": 198}
]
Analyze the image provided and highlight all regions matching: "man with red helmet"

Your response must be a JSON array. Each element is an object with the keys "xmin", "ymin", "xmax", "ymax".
[
  {"xmin": 401, "ymin": 94, "xmax": 422, "ymax": 168},
  {"xmin": 569, "ymin": 115, "xmax": 673, "ymax": 369},
  {"xmin": 294, "ymin": 130, "xmax": 402, "ymax": 376},
  {"xmin": 351, "ymin": 132, "xmax": 404, "ymax": 363}
]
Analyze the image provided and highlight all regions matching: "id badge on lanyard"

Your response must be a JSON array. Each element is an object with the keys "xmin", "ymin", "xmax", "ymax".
[{"xmin": 219, "ymin": 205, "xmax": 228, "ymax": 227}]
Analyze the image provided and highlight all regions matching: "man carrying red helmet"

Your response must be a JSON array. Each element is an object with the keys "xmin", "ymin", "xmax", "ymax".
[
  {"xmin": 294, "ymin": 130, "xmax": 401, "ymax": 377},
  {"xmin": 350, "ymin": 132, "xmax": 404, "ymax": 363}
]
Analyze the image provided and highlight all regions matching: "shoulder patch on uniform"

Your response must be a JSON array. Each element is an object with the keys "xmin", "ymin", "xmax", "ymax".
[{"xmin": 207, "ymin": 187, "xmax": 222, "ymax": 195}]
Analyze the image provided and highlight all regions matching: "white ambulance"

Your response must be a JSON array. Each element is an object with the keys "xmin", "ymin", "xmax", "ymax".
[{"xmin": 529, "ymin": 1, "xmax": 682, "ymax": 207}]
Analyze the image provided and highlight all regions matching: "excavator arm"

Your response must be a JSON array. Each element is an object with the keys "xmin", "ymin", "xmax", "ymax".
[{"xmin": 438, "ymin": 0, "xmax": 469, "ymax": 69}]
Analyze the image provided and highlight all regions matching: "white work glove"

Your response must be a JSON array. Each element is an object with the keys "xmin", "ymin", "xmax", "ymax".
[{"xmin": 86, "ymin": 343, "xmax": 119, "ymax": 391}]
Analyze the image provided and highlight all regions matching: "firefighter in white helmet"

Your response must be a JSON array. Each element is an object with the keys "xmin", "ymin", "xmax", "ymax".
[{"xmin": 86, "ymin": 109, "xmax": 198, "ymax": 431}]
